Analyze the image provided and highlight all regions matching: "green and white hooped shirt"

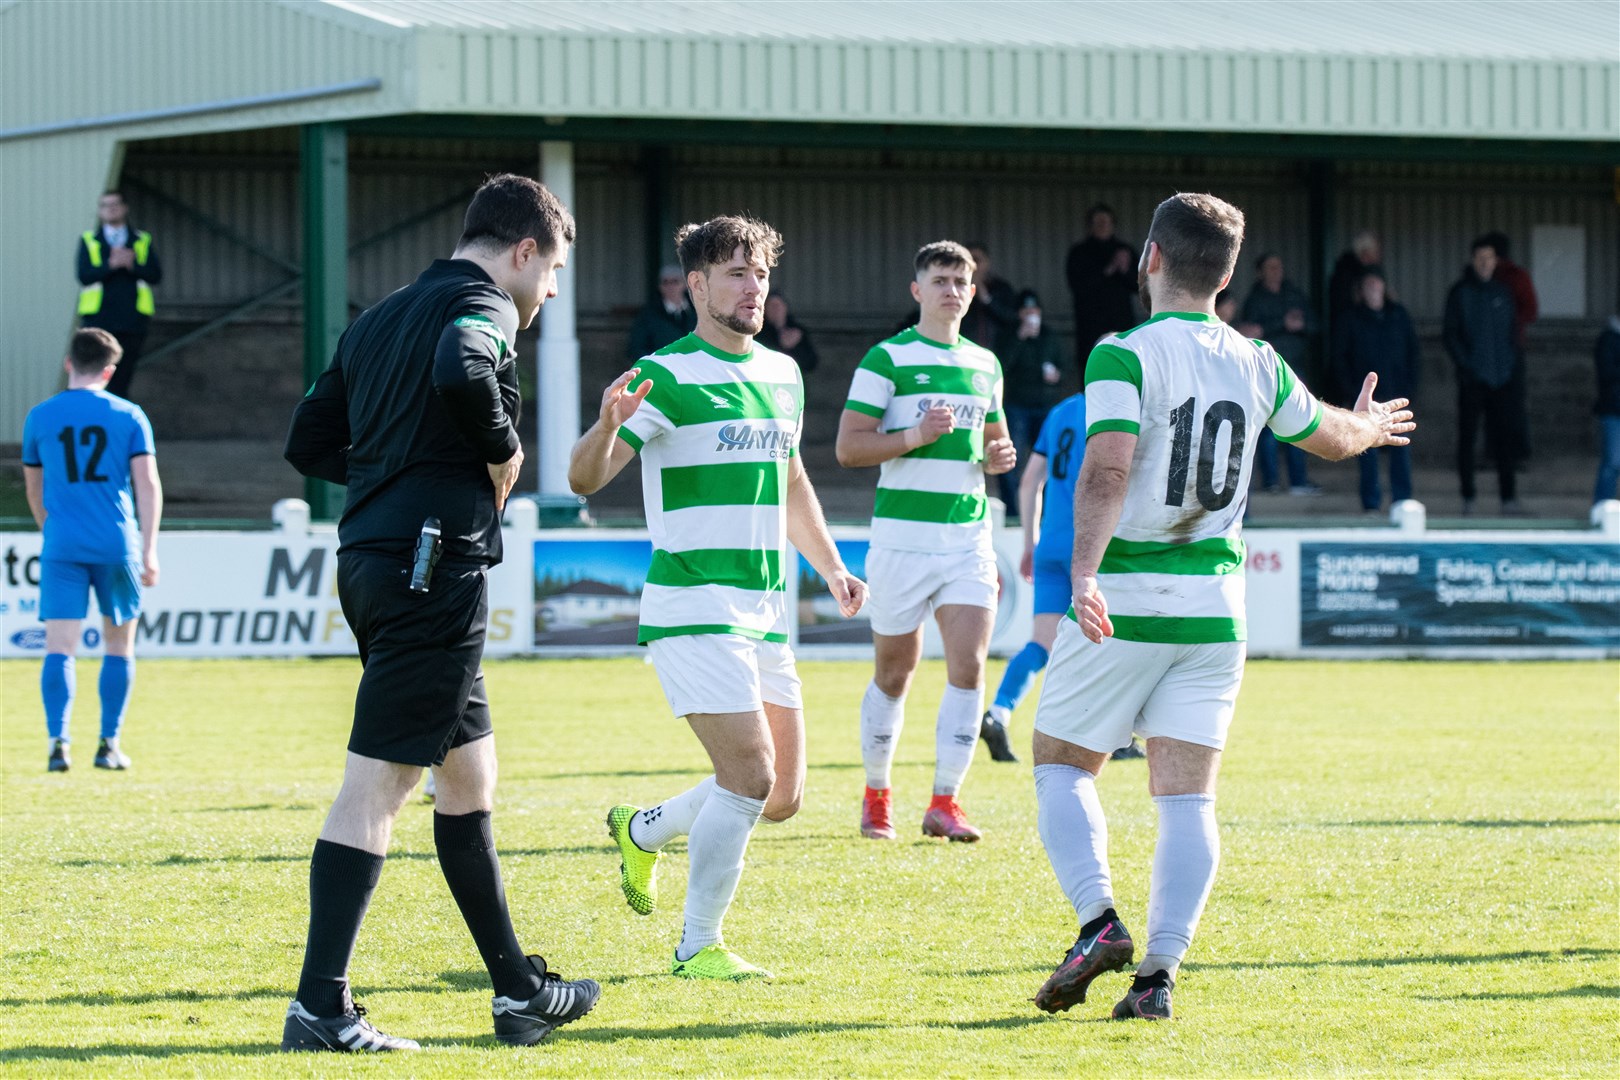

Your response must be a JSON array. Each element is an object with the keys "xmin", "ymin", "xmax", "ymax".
[
  {"xmin": 844, "ymin": 328, "xmax": 1004, "ymax": 553},
  {"xmin": 1077, "ymin": 312, "xmax": 1322, "ymax": 644},
  {"xmin": 617, "ymin": 334, "xmax": 804, "ymax": 644}
]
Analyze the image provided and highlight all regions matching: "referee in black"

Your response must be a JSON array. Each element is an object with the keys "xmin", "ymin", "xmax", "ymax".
[{"xmin": 280, "ymin": 174, "xmax": 599, "ymax": 1052}]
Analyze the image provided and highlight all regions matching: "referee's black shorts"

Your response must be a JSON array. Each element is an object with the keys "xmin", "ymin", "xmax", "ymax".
[{"xmin": 337, "ymin": 553, "xmax": 493, "ymax": 767}]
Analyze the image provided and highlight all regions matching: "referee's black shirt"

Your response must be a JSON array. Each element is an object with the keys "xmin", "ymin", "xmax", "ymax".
[{"xmin": 285, "ymin": 259, "xmax": 521, "ymax": 567}]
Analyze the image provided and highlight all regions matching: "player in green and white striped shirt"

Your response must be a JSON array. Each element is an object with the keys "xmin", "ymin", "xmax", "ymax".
[
  {"xmin": 1029, "ymin": 193, "xmax": 1414, "ymax": 1022},
  {"xmin": 837, "ymin": 241, "xmax": 1018, "ymax": 844},
  {"xmin": 568, "ymin": 216, "xmax": 866, "ymax": 983}
]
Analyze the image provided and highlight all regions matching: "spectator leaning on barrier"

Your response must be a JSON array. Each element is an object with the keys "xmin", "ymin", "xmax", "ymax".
[
  {"xmin": 997, "ymin": 290, "xmax": 1066, "ymax": 520},
  {"xmin": 1443, "ymin": 237, "xmax": 1526, "ymax": 516},
  {"xmin": 76, "ymin": 191, "xmax": 162, "ymax": 401},
  {"xmin": 1065, "ymin": 205, "xmax": 1138, "ymax": 367},
  {"xmin": 756, "ymin": 293, "xmax": 819, "ymax": 374},
  {"xmin": 1243, "ymin": 253, "xmax": 1320, "ymax": 495},
  {"xmin": 1594, "ymin": 311, "xmax": 1620, "ymax": 506},
  {"xmin": 1333, "ymin": 269, "xmax": 1420, "ymax": 512},
  {"xmin": 626, "ymin": 264, "xmax": 697, "ymax": 360}
]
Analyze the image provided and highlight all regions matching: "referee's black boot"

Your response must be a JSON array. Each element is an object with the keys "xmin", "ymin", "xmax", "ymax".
[
  {"xmin": 281, "ymin": 998, "xmax": 420, "ymax": 1052},
  {"xmin": 491, "ymin": 955, "xmax": 601, "ymax": 1046}
]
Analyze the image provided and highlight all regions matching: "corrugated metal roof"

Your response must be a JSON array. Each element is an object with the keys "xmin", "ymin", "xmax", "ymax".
[{"xmin": 324, "ymin": 0, "xmax": 1618, "ymax": 62}]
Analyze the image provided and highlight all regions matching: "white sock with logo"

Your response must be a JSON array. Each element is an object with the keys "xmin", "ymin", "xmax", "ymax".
[
  {"xmin": 630, "ymin": 776, "xmax": 715, "ymax": 852},
  {"xmin": 1142, "ymin": 793, "xmax": 1220, "ymax": 977},
  {"xmin": 860, "ymin": 681, "xmax": 905, "ymax": 790},
  {"xmin": 676, "ymin": 785, "xmax": 765, "ymax": 962},
  {"xmin": 1035, "ymin": 764, "xmax": 1115, "ymax": 926},
  {"xmin": 932, "ymin": 683, "xmax": 983, "ymax": 796}
]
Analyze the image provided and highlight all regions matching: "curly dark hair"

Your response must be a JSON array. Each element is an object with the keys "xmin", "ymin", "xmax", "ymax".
[{"xmin": 675, "ymin": 216, "xmax": 783, "ymax": 276}]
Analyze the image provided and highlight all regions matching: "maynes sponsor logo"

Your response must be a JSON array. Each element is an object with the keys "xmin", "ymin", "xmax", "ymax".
[
  {"xmin": 914, "ymin": 398, "xmax": 988, "ymax": 427},
  {"xmin": 715, "ymin": 423, "xmax": 798, "ymax": 458}
]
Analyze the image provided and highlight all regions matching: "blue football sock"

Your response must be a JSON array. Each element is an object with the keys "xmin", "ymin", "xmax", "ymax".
[
  {"xmin": 992, "ymin": 641, "xmax": 1049, "ymax": 713},
  {"xmin": 99, "ymin": 655, "xmax": 134, "ymax": 741},
  {"xmin": 41, "ymin": 653, "xmax": 76, "ymax": 742}
]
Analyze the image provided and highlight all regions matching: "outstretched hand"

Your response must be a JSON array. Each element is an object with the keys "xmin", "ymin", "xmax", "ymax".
[
  {"xmin": 1352, "ymin": 372, "xmax": 1416, "ymax": 448},
  {"xmin": 601, "ymin": 368, "xmax": 653, "ymax": 429}
]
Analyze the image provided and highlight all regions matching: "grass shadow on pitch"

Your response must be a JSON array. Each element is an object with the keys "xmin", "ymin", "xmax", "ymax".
[
  {"xmin": 0, "ymin": 1043, "xmax": 275, "ymax": 1063},
  {"xmin": 947, "ymin": 946, "xmax": 1620, "ymax": 979},
  {"xmin": 1326, "ymin": 817, "xmax": 1620, "ymax": 829},
  {"xmin": 0, "ymin": 971, "xmax": 508, "ymax": 1010},
  {"xmin": 555, "ymin": 1015, "xmax": 1048, "ymax": 1045},
  {"xmin": 1417, "ymin": 983, "xmax": 1620, "ymax": 1002},
  {"xmin": 58, "ymin": 844, "xmax": 612, "ymax": 868}
]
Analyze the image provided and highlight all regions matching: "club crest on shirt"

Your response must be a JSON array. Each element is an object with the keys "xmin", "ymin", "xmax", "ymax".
[
  {"xmin": 774, "ymin": 387, "xmax": 796, "ymax": 414},
  {"xmin": 971, "ymin": 373, "xmax": 989, "ymax": 395}
]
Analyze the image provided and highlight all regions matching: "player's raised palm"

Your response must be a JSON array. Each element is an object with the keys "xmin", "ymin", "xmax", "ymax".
[
  {"xmin": 603, "ymin": 367, "xmax": 654, "ymax": 429},
  {"xmin": 1352, "ymin": 372, "xmax": 1416, "ymax": 448}
]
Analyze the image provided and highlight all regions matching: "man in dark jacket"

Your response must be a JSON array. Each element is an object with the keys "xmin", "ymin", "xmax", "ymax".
[
  {"xmin": 997, "ymin": 290, "xmax": 1066, "ymax": 518},
  {"xmin": 1443, "ymin": 238, "xmax": 1525, "ymax": 514},
  {"xmin": 1594, "ymin": 313, "xmax": 1620, "ymax": 505},
  {"xmin": 1333, "ymin": 269, "xmax": 1420, "ymax": 511},
  {"xmin": 963, "ymin": 242, "xmax": 1020, "ymax": 360},
  {"xmin": 1065, "ymin": 205, "xmax": 1137, "ymax": 362},
  {"xmin": 1243, "ymin": 253, "xmax": 1319, "ymax": 494},
  {"xmin": 1328, "ymin": 229, "xmax": 1382, "ymax": 341},
  {"xmin": 626, "ymin": 264, "xmax": 696, "ymax": 359},
  {"xmin": 76, "ymin": 192, "xmax": 162, "ymax": 400}
]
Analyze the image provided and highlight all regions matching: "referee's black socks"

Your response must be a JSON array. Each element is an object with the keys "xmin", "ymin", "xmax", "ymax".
[
  {"xmin": 434, "ymin": 810, "xmax": 544, "ymax": 1002},
  {"xmin": 295, "ymin": 839, "xmax": 385, "ymax": 1017}
]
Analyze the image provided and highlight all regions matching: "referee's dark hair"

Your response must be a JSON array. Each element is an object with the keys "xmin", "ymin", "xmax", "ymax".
[
  {"xmin": 459, "ymin": 173, "xmax": 577, "ymax": 257},
  {"xmin": 67, "ymin": 327, "xmax": 122, "ymax": 374},
  {"xmin": 675, "ymin": 216, "xmax": 783, "ymax": 277},
  {"xmin": 1146, "ymin": 192, "xmax": 1246, "ymax": 298}
]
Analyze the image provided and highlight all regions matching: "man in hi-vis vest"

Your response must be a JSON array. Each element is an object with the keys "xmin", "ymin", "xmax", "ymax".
[{"xmin": 76, "ymin": 191, "xmax": 162, "ymax": 400}]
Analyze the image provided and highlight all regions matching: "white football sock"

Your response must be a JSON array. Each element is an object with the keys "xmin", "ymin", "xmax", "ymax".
[
  {"xmin": 987, "ymin": 703, "xmax": 1011, "ymax": 726},
  {"xmin": 630, "ymin": 776, "xmax": 715, "ymax": 852},
  {"xmin": 1034, "ymin": 764, "xmax": 1115, "ymax": 926},
  {"xmin": 676, "ymin": 785, "xmax": 764, "ymax": 961},
  {"xmin": 932, "ymin": 683, "xmax": 983, "ymax": 796},
  {"xmin": 1142, "ymin": 793, "xmax": 1219, "ymax": 978},
  {"xmin": 860, "ymin": 681, "xmax": 906, "ymax": 790}
]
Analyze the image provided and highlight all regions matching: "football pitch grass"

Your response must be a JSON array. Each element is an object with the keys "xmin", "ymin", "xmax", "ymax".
[{"xmin": 1, "ymin": 657, "xmax": 1616, "ymax": 1077}]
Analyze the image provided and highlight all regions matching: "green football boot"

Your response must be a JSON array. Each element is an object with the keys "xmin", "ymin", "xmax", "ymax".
[
  {"xmin": 670, "ymin": 943, "xmax": 773, "ymax": 981},
  {"xmin": 606, "ymin": 804, "xmax": 660, "ymax": 915}
]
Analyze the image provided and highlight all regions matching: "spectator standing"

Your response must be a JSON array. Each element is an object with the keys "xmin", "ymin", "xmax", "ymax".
[
  {"xmin": 76, "ymin": 191, "xmax": 162, "ymax": 400},
  {"xmin": 1242, "ymin": 254, "xmax": 1320, "ymax": 494},
  {"xmin": 1480, "ymin": 232, "xmax": 1539, "ymax": 348},
  {"xmin": 1333, "ymin": 269, "xmax": 1420, "ymax": 511},
  {"xmin": 1328, "ymin": 229, "xmax": 1382, "ymax": 340},
  {"xmin": 1065, "ymin": 205, "xmax": 1138, "ymax": 363},
  {"xmin": 962, "ymin": 242, "xmax": 1020, "ymax": 360},
  {"xmin": 756, "ymin": 293, "xmax": 819, "ymax": 374},
  {"xmin": 1443, "ymin": 238, "xmax": 1526, "ymax": 515},
  {"xmin": 1593, "ymin": 312, "xmax": 1620, "ymax": 505},
  {"xmin": 997, "ymin": 290, "xmax": 1066, "ymax": 519},
  {"xmin": 626, "ymin": 264, "xmax": 696, "ymax": 359}
]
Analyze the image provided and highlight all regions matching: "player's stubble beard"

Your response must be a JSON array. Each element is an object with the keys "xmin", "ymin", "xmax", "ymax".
[{"xmin": 709, "ymin": 298, "xmax": 764, "ymax": 337}]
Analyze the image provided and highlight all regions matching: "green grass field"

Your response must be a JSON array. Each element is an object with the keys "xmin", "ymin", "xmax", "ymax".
[{"xmin": 1, "ymin": 657, "xmax": 1616, "ymax": 1077}]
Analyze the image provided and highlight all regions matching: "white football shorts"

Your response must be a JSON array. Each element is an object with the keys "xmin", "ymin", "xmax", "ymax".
[
  {"xmin": 646, "ymin": 633, "xmax": 803, "ymax": 718},
  {"xmin": 1033, "ymin": 617, "xmax": 1246, "ymax": 753},
  {"xmin": 864, "ymin": 545, "xmax": 999, "ymax": 637}
]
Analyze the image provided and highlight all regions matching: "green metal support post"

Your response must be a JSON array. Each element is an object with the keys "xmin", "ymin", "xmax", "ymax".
[
  {"xmin": 300, "ymin": 123, "xmax": 348, "ymax": 520},
  {"xmin": 1306, "ymin": 159, "xmax": 1335, "ymax": 385}
]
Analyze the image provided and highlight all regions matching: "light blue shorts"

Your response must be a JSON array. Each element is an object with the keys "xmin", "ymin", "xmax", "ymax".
[
  {"xmin": 39, "ymin": 560, "xmax": 142, "ymax": 625},
  {"xmin": 1032, "ymin": 554, "xmax": 1072, "ymax": 616}
]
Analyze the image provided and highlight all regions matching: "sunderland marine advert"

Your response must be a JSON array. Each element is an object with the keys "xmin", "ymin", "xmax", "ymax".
[{"xmin": 0, "ymin": 532, "xmax": 531, "ymax": 659}]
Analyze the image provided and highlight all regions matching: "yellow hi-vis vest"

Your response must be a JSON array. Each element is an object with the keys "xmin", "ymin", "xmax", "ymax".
[{"xmin": 78, "ymin": 230, "xmax": 155, "ymax": 317}]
